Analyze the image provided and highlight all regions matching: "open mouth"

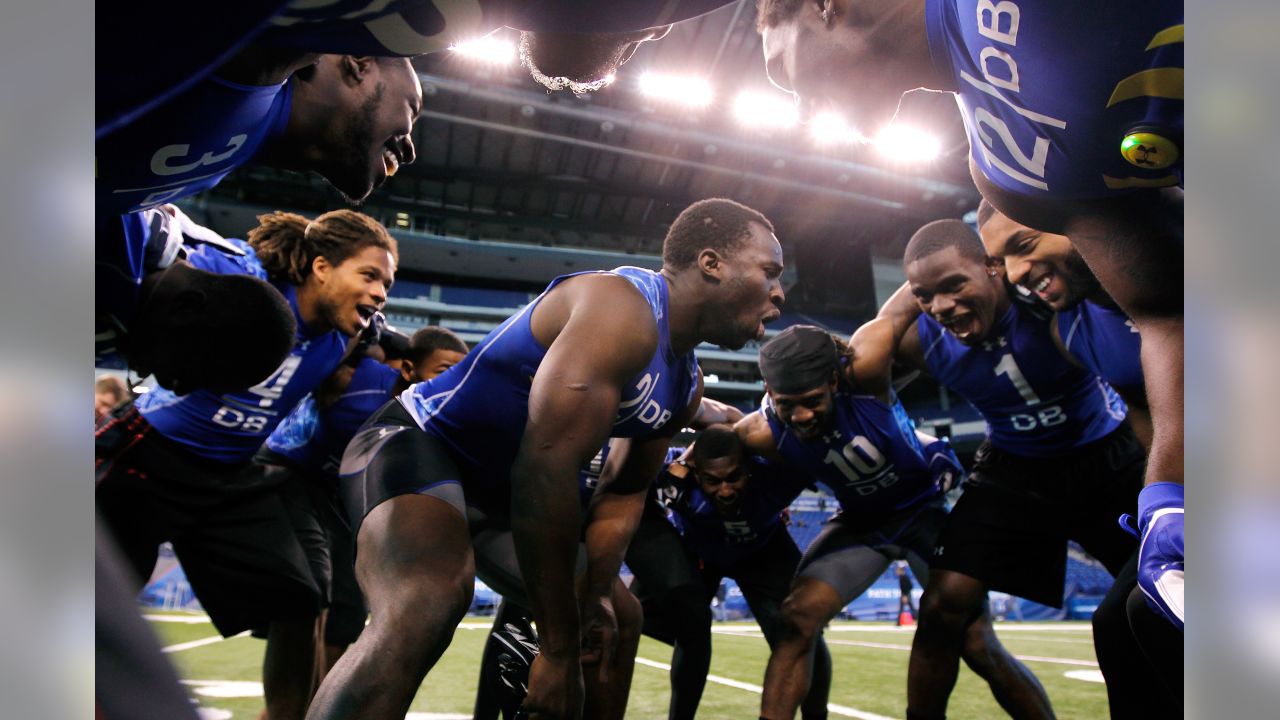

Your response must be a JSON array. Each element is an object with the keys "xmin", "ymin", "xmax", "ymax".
[
  {"xmin": 757, "ymin": 309, "xmax": 782, "ymax": 339},
  {"xmin": 940, "ymin": 312, "xmax": 978, "ymax": 340},
  {"xmin": 355, "ymin": 304, "xmax": 378, "ymax": 327},
  {"xmin": 794, "ymin": 422, "xmax": 821, "ymax": 438},
  {"xmin": 382, "ymin": 141, "xmax": 402, "ymax": 177},
  {"xmin": 1029, "ymin": 271, "xmax": 1054, "ymax": 299}
]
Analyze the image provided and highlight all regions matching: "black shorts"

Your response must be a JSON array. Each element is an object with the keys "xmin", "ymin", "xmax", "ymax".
[
  {"xmin": 256, "ymin": 453, "xmax": 368, "ymax": 647},
  {"xmin": 626, "ymin": 499, "xmax": 703, "ymax": 607},
  {"xmin": 797, "ymin": 496, "xmax": 947, "ymax": 605},
  {"xmin": 931, "ymin": 425, "xmax": 1144, "ymax": 607},
  {"xmin": 338, "ymin": 399, "xmax": 468, "ymax": 535},
  {"xmin": 95, "ymin": 404, "xmax": 321, "ymax": 637},
  {"xmin": 339, "ymin": 399, "xmax": 583, "ymax": 607},
  {"xmin": 627, "ymin": 497, "xmax": 802, "ymax": 639}
]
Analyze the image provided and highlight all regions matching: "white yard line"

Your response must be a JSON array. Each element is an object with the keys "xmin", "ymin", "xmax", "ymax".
[
  {"xmin": 144, "ymin": 613, "xmax": 213, "ymax": 624},
  {"xmin": 819, "ymin": 638, "xmax": 1099, "ymax": 667},
  {"xmin": 162, "ymin": 631, "xmax": 249, "ymax": 653},
  {"xmin": 713, "ymin": 628, "xmax": 1098, "ymax": 667},
  {"xmin": 634, "ymin": 656, "xmax": 896, "ymax": 720},
  {"xmin": 999, "ymin": 636, "xmax": 1095, "ymax": 645}
]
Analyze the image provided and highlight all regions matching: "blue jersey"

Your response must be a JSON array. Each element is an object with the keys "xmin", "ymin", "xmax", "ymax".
[
  {"xmin": 137, "ymin": 279, "xmax": 349, "ymax": 464},
  {"xmin": 667, "ymin": 456, "xmax": 808, "ymax": 567},
  {"xmin": 919, "ymin": 300, "xmax": 1127, "ymax": 456},
  {"xmin": 764, "ymin": 392, "xmax": 952, "ymax": 520},
  {"xmin": 96, "ymin": 210, "xmax": 185, "ymax": 365},
  {"xmin": 96, "ymin": 74, "xmax": 292, "ymax": 215},
  {"xmin": 1057, "ymin": 302, "xmax": 1144, "ymax": 398},
  {"xmin": 266, "ymin": 358, "xmax": 402, "ymax": 474},
  {"xmin": 401, "ymin": 267, "xmax": 700, "ymax": 497},
  {"xmin": 926, "ymin": 0, "xmax": 1183, "ymax": 198}
]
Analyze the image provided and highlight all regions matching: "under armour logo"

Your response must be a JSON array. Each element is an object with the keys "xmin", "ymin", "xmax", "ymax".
[
  {"xmin": 980, "ymin": 336, "xmax": 1008, "ymax": 351},
  {"xmin": 1128, "ymin": 144, "xmax": 1161, "ymax": 167},
  {"xmin": 933, "ymin": 546, "xmax": 945, "ymax": 556}
]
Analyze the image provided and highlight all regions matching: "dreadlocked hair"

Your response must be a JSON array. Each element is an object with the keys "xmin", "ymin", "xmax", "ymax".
[
  {"xmin": 829, "ymin": 331, "xmax": 856, "ymax": 391},
  {"xmin": 248, "ymin": 209, "xmax": 399, "ymax": 286}
]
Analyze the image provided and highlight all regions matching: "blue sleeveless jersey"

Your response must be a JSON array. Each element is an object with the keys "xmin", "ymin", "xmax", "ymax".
[
  {"xmin": 267, "ymin": 358, "xmax": 402, "ymax": 474},
  {"xmin": 400, "ymin": 267, "xmax": 700, "ymax": 496},
  {"xmin": 668, "ymin": 456, "xmax": 808, "ymax": 567},
  {"xmin": 919, "ymin": 301, "xmax": 1127, "ymax": 456},
  {"xmin": 763, "ymin": 392, "xmax": 950, "ymax": 520},
  {"xmin": 926, "ymin": 0, "xmax": 1183, "ymax": 198},
  {"xmin": 96, "ymin": 74, "xmax": 292, "ymax": 215},
  {"xmin": 1057, "ymin": 302, "xmax": 1144, "ymax": 398},
  {"xmin": 137, "ymin": 280, "xmax": 349, "ymax": 464}
]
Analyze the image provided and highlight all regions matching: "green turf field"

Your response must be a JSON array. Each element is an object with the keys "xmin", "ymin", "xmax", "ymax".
[{"xmin": 146, "ymin": 611, "xmax": 1107, "ymax": 719}]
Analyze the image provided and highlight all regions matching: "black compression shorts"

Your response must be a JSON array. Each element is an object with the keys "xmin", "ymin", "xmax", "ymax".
[{"xmin": 930, "ymin": 424, "xmax": 1144, "ymax": 607}]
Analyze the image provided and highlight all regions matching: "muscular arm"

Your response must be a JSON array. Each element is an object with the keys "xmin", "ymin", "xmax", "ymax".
[
  {"xmin": 734, "ymin": 411, "xmax": 784, "ymax": 464},
  {"xmin": 849, "ymin": 318, "xmax": 893, "ymax": 402},
  {"xmin": 511, "ymin": 276, "xmax": 658, "ymax": 661},
  {"xmin": 873, "ymin": 282, "xmax": 929, "ymax": 376},
  {"xmin": 691, "ymin": 396, "xmax": 745, "ymax": 429},
  {"xmin": 584, "ymin": 386, "xmax": 700, "ymax": 600}
]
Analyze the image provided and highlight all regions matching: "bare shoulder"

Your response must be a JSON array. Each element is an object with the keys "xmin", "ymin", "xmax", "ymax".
[{"xmin": 532, "ymin": 272, "xmax": 659, "ymax": 353}]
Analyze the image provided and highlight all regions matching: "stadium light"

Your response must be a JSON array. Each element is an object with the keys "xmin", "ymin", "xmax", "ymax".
[
  {"xmin": 808, "ymin": 112, "xmax": 866, "ymax": 146},
  {"xmin": 733, "ymin": 91, "xmax": 798, "ymax": 129},
  {"xmin": 637, "ymin": 72, "xmax": 714, "ymax": 108},
  {"xmin": 450, "ymin": 35, "xmax": 517, "ymax": 65},
  {"xmin": 873, "ymin": 124, "xmax": 942, "ymax": 162}
]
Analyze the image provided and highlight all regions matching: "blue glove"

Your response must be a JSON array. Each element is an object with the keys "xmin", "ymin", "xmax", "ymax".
[{"xmin": 1120, "ymin": 482, "xmax": 1184, "ymax": 630}]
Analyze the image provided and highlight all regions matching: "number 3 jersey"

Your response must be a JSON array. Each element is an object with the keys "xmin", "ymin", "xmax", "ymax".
[
  {"xmin": 927, "ymin": 0, "xmax": 1183, "ymax": 198},
  {"xmin": 96, "ymin": 74, "xmax": 292, "ymax": 216},
  {"xmin": 762, "ymin": 392, "xmax": 960, "ymax": 521},
  {"xmin": 135, "ymin": 251, "xmax": 348, "ymax": 464},
  {"xmin": 400, "ymin": 266, "xmax": 700, "ymax": 496},
  {"xmin": 918, "ymin": 298, "xmax": 1127, "ymax": 457}
]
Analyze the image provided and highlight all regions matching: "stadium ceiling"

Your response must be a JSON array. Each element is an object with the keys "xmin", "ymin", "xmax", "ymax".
[{"xmin": 200, "ymin": 2, "xmax": 978, "ymax": 271}]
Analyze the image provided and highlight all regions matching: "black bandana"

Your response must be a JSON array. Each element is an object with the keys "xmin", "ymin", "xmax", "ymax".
[{"xmin": 758, "ymin": 325, "xmax": 838, "ymax": 394}]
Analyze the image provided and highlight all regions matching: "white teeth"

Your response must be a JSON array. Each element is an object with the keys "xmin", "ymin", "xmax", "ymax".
[
  {"xmin": 1035, "ymin": 276, "xmax": 1051, "ymax": 293},
  {"xmin": 384, "ymin": 149, "xmax": 399, "ymax": 177}
]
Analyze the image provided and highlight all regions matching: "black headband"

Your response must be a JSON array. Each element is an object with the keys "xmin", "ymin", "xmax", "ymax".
[{"xmin": 758, "ymin": 325, "xmax": 838, "ymax": 394}]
